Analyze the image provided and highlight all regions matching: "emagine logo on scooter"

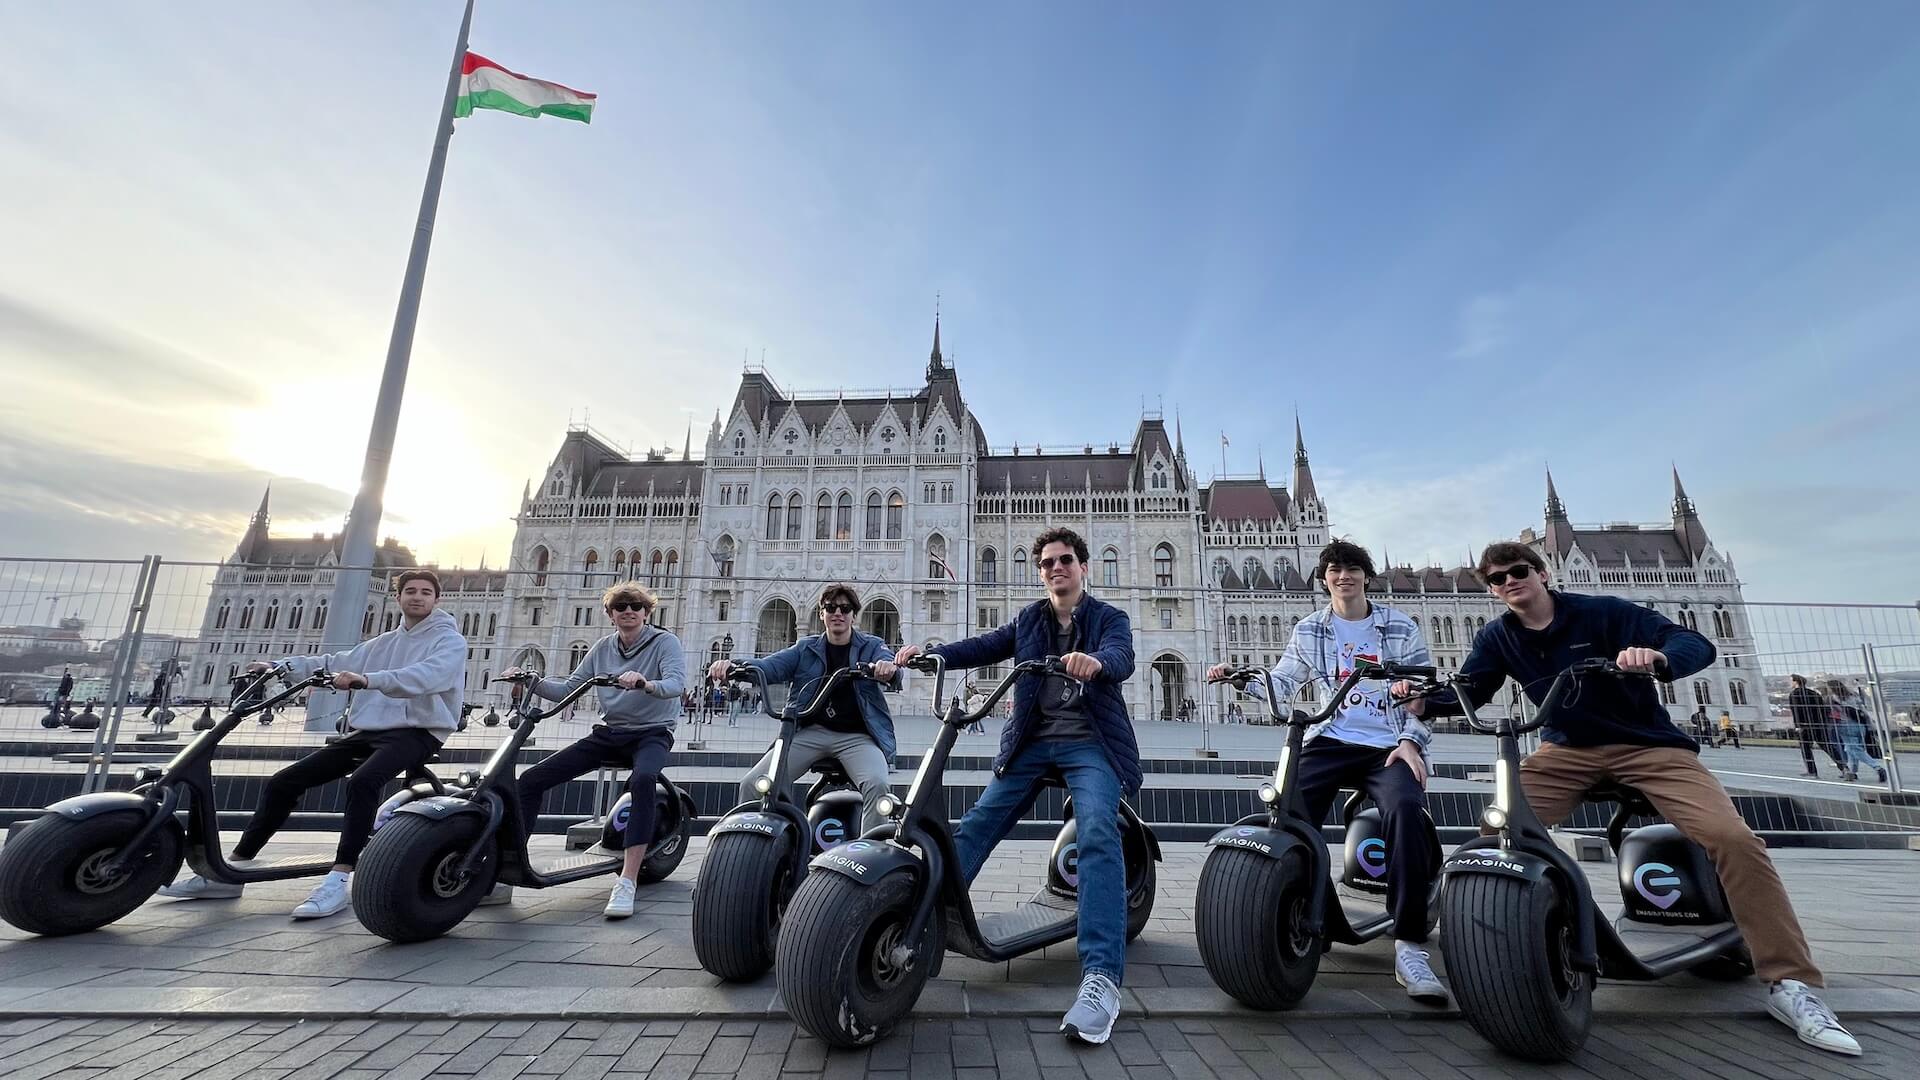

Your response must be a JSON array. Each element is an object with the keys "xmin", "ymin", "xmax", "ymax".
[
  {"xmin": 1632, "ymin": 861, "xmax": 1683, "ymax": 910},
  {"xmin": 1357, "ymin": 837, "xmax": 1388, "ymax": 878}
]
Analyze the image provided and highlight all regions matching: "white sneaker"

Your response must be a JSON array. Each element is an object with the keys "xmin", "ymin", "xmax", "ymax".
[
  {"xmin": 1767, "ymin": 980, "xmax": 1861, "ymax": 1056},
  {"xmin": 604, "ymin": 877, "xmax": 636, "ymax": 919},
  {"xmin": 1059, "ymin": 972, "xmax": 1120, "ymax": 1045},
  {"xmin": 479, "ymin": 883, "xmax": 514, "ymax": 907},
  {"xmin": 156, "ymin": 874, "xmax": 242, "ymax": 900},
  {"xmin": 1395, "ymin": 943, "xmax": 1449, "ymax": 1005},
  {"xmin": 290, "ymin": 875, "xmax": 351, "ymax": 919}
]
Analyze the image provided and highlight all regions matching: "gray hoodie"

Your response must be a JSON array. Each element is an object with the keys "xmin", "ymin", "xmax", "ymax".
[
  {"xmin": 281, "ymin": 607, "xmax": 466, "ymax": 735},
  {"xmin": 534, "ymin": 625, "xmax": 686, "ymax": 732}
]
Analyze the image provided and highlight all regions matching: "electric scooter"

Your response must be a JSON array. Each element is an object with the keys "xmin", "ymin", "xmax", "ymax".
[
  {"xmin": 773, "ymin": 653, "xmax": 1160, "ymax": 1047},
  {"xmin": 1193, "ymin": 658, "xmax": 1442, "ymax": 1009},
  {"xmin": 1418, "ymin": 658, "xmax": 1752, "ymax": 1061},
  {"xmin": 0, "ymin": 666, "xmax": 445, "ymax": 936},
  {"xmin": 351, "ymin": 671, "xmax": 696, "ymax": 943},
  {"xmin": 693, "ymin": 662, "xmax": 886, "ymax": 981}
]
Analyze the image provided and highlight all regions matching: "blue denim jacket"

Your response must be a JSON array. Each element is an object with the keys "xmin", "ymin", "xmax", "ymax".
[{"xmin": 745, "ymin": 630, "xmax": 901, "ymax": 762}]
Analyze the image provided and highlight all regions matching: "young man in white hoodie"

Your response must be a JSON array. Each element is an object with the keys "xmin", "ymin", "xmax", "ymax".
[
  {"xmin": 158, "ymin": 569, "xmax": 466, "ymax": 918},
  {"xmin": 1205, "ymin": 540, "xmax": 1447, "ymax": 1004}
]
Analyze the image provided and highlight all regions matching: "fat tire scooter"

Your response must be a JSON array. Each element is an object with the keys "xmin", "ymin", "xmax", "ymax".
[
  {"xmin": 773, "ymin": 654, "xmax": 1160, "ymax": 1047},
  {"xmin": 1193, "ymin": 658, "xmax": 1442, "ymax": 1009}
]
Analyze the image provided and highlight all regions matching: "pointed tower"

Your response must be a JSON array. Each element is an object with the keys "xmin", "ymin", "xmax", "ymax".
[
  {"xmin": 683, "ymin": 420, "xmax": 692, "ymax": 462},
  {"xmin": 926, "ymin": 307, "xmax": 945, "ymax": 379},
  {"xmin": 1672, "ymin": 465, "xmax": 1710, "ymax": 560},
  {"xmin": 237, "ymin": 484, "xmax": 271, "ymax": 563},
  {"xmin": 1543, "ymin": 466, "xmax": 1575, "ymax": 559},
  {"xmin": 1290, "ymin": 413, "xmax": 1320, "ymax": 514}
]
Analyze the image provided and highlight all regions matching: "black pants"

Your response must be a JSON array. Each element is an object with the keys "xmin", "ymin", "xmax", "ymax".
[
  {"xmin": 234, "ymin": 727, "xmax": 442, "ymax": 867},
  {"xmin": 517, "ymin": 725, "xmax": 674, "ymax": 850},
  {"xmin": 1294, "ymin": 737, "xmax": 1440, "ymax": 943},
  {"xmin": 1795, "ymin": 731, "xmax": 1819, "ymax": 774}
]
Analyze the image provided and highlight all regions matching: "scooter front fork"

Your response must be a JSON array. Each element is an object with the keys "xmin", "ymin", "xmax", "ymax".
[
  {"xmin": 456, "ymin": 797, "xmax": 507, "ymax": 882},
  {"xmin": 888, "ymin": 840, "xmax": 945, "ymax": 970},
  {"xmin": 103, "ymin": 785, "xmax": 181, "ymax": 878}
]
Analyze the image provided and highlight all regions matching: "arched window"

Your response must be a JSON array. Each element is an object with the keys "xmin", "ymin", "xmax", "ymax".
[
  {"xmin": 649, "ymin": 549, "xmax": 664, "ymax": 586},
  {"xmin": 887, "ymin": 491, "xmax": 904, "ymax": 539},
  {"xmin": 531, "ymin": 545, "xmax": 550, "ymax": 586},
  {"xmin": 485, "ymin": 612, "xmax": 496, "ymax": 636},
  {"xmin": 1213, "ymin": 557, "xmax": 1231, "ymax": 584},
  {"xmin": 756, "ymin": 599, "xmax": 799, "ymax": 655},
  {"xmin": 787, "ymin": 492, "xmax": 802, "ymax": 540},
  {"xmin": 733, "ymin": 430, "xmax": 747, "ymax": 452},
  {"xmin": 767, "ymin": 494, "xmax": 784, "ymax": 539},
  {"xmin": 1243, "ymin": 556, "xmax": 1261, "ymax": 583},
  {"xmin": 866, "ymin": 492, "xmax": 883, "ymax": 540},
  {"xmin": 569, "ymin": 641, "xmax": 590, "ymax": 671},
  {"xmin": 612, "ymin": 550, "xmax": 627, "ymax": 579},
  {"xmin": 715, "ymin": 535, "xmax": 736, "ymax": 578},
  {"xmin": 860, "ymin": 598, "xmax": 903, "ymax": 646},
  {"xmin": 1103, "ymin": 548, "xmax": 1120, "ymax": 589},
  {"xmin": 835, "ymin": 492, "xmax": 853, "ymax": 540},
  {"xmin": 933, "ymin": 428, "xmax": 947, "ymax": 452},
  {"xmin": 1227, "ymin": 618, "xmax": 1238, "ymax": 644},
  {"xmin": 582, "ymin": 549, "xmax": 598, "ymax": 587},
  {"xmin": 1660, "ymin": 680, "xmax": 1677, "ymax": 705},
  {"xmin": 263, "ymin": 598, "xmax": 280, "ymax": 630},
  {"xmin": 1444, "ymin": 617, "xmax": 1456, "ymax": 645},
  {"xmin": 1730, "ymin": 680, "xmax": 1748, "ymax": 706},
  {"xmin": 383, "ymin": 611, "xmax": 397, "ymax": 632},
  {"xmin": 1013, "ymin": 548, "xmax": 1029, "ymax": 584},
  {"xmin": 1258, "ymin": 616, "xmax": 1270, "ymax": 644},
  {"xmin": 1431, "ymin": 616, "xmax": 1443, "ymax": 643},
  {"xmin": 1238, "ymin": 616, "xmax": 1251, "ymax": 642},
  {"xmin": 815, "ymin": 492, "xmax": 832, "ymax": 540},
  {"xmin": 215, "ymin": 599, "xmax": 231, "ymax": 629},
  {"xmin": 928, "ymin": 534, "xmax": 949, "ymax": 579},
  {"xmin": 1276, "ymin": 557, "xmax": 1294, "ymax": 582},
  {"xmin": 1154, "ymin": 544, "xmax": 1175, "ymax": 587},
  {"xmin": 980, "ymin": 547, "xmax": 998, "ymax": 584},
  {"xmin": 315, "ymin": 599, "xmax": 328, "ymax": 631},
  {"xmin": 239, "ymin": 598, "xmax": 256, "ymax": 629},
  {"xmin": 665, "ymin": 550, "xmax": 679, "ymax": 583},
  {"xmin": 1694, "ymin": 679, "xmax": 1713, "ymax": 706},
  {"xmin": 286, "ymin": 598, "xmax": 303, "ymax": 630}
]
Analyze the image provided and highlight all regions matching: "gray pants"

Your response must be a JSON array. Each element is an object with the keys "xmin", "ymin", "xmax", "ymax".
[{"xmin": 739, "ymin": 726, "xmax": 893, "ymax": 833}]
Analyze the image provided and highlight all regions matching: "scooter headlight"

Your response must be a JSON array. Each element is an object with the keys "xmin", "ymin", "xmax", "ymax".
[
  {"xmin": 1482, "ymin": 806, "xmax": 1508, "ymax": 830},
  {"xmin": 750, "ymin": 774, "xmax": 774, "ymax": 795},
  {"xmin": 132, "ymin": 766, "xmax": 163, "ymax": 787},
  {"xmin": 1257, "ymin": 782, "xmax": 1279, "ymax": 805},
  {"xmin": 874, "ymin": 794, "xmax": 899, "ymax": 818}
]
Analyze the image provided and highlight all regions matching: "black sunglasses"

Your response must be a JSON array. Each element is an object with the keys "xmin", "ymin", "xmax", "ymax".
[
  {"xmin": 822, "ymin": 602, "xmax": 857, "ymax": 615},
  {"xmin": 1483, "ymin": 564, "xmax": 1535, "ymax": 587},
  {"xmin": 607, "ymin": 601, "xmax": 650, "ymax": 613},
  {"xmin": 1038, "ymin": 552, "xmax": 1079, "ymax": 570}
]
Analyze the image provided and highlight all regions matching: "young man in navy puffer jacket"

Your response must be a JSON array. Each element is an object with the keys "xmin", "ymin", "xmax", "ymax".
[{"xmin": 895, "ymin": 526, "xmax": 1137, "ymax": 1045}]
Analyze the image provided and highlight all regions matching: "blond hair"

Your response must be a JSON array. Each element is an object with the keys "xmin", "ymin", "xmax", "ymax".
[{"xmin": 601, "ymin": 582, "xmax": 657, "ymax": 612}]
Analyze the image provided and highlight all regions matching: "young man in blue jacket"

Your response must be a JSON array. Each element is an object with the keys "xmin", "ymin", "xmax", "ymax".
[
  {"xmin": 895, "ymin": 526, "xmax": 1138, "ymax": 1045},
  {"xmin": 1205, "ymin": 540, "xmax": 1446, "ymax": 1004},
  {"xmin": 709, "ymin": 583, "xmax": 901, "ymax": 833},
  {"xmin": 1412, "ymin": 541, "xmax": 1859, "ymax": 1057}
]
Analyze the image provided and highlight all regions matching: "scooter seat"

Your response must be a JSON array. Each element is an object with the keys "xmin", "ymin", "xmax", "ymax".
[
  {"xmin": 1583, "ymin": 782, "xmax": 1657, "ymax": 819},
  {"xmin": 811, "ymin": 758, "xmax": 852, "ymax": 784}
]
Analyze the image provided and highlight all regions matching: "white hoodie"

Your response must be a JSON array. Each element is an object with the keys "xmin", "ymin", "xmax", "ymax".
[{"xmin": 281, "ymin": 607, "xmax": 466, "ymax": 735}]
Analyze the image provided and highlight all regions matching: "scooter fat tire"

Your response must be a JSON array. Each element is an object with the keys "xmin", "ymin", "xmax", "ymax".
[
  {"xmin": 775, "ymin": 868, "xmax": 936, "ymax": 1048},
  {"xmin": 636, "ymin": 816, "xmax": 688, "ymax": 883},
  {"xmin": 1125, "ymin": 849, "xmax": 1157, "ymax": 942},
  {"xmin": 1195, "ymin": 846, "xmax": 1321, "ymax": 1010},
  {"xmin": 692, "ymin": 830, "xmax": 789, "ymax": 981},
  {"xmin": 352, "ymin": 813, "xmax": 495, "ymax": 944},
  {"xmin": 0, "ymin": 811, "xmax": 183, "ymax": 936},
  {"xmin": 1440, "ymin": 870, "xmax": 1592, "ymax": 1061}
]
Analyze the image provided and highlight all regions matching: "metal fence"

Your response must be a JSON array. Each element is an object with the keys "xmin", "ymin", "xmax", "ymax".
[{"xmin": 2, "ymin": 555, "xmax": 1915, "ymax": 820}]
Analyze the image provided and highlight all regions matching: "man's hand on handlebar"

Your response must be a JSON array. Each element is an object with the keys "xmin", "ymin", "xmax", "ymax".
[
  {"xmin": 1615, "ymin": 647, "xmax": 1666, "ymax": 675},
  {"xmin": 615, "ymin": 671, "xmax": 650, "ymax": 692},
  {"xmin": 1389, "ymin": 680, "xmax": 1428, "ymax": 717},
  {"xmin": 893, "ymin": 643, "xmax": 923, "ymax": 666},
  {"xmin": 1059, "ymin": 652, "xmax": 1102, "ymax": 681},
  {"xmin": 705, "ymin": 659, "xmax": 732, "ymax": 683},
  {"xmin": 329, "ymin": 671, "xmax": 369, "ymax": 691},
  {"xmin": 871, "ymin": 660, "xmax": 898, "ymax": 682},
  {"xmin": 1204, "ymin": 662, "xmax": 1234, "ymax": 683}
]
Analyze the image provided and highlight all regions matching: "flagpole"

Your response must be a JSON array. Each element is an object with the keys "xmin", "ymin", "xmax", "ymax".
[{"xmin": 309, "ymin": 0, "xmax": 477, "ymax": 729}]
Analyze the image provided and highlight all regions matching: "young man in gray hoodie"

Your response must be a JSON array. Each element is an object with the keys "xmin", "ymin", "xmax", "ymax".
[
  {"xmin": 508, "ymin": 582, "xmax": 687, "ymax": 917},
  {"xmin": 159, "ymin": 569, "xmax": 467, "ymax": 918}
]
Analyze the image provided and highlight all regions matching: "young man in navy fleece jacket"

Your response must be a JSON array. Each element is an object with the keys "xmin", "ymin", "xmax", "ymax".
[
  {"xmin": 894, "ymin": 526, "xmax": 1137, "ymax": 1046},
  {"xmin": 1409, "ymin": 541, "xmax": 1859, "ymax": 1057}
]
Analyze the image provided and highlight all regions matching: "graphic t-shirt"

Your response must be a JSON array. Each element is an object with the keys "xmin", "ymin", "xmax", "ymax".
[{"xmin": 1319, "ymin": 613, "xmax": 1397, "ymax": 749}]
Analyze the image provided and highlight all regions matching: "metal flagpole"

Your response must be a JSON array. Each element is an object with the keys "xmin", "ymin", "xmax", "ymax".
[{"xmin": 310, "ymin": 0, "xmax": 478, "ymax": 729}]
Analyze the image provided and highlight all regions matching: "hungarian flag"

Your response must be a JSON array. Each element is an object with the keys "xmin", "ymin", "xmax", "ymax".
[{"xmin": 454, "ymin": 53, "xmax": 596, "ymax": 124}]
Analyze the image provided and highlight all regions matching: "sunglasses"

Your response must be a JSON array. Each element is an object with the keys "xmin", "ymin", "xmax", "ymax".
[
  {"xmin": 607, "ymin": 601, "xmax": 651, "ymax": 613},
  {"xmin": 1038, "ymin": 553, "xmax": 1079, "ymax": 571},
  {"xmin": 1483, "ymin": 564, "xmax": 1535, "ymax": 587},
  {"xmin": 822, "ymin": 602, "xmax": 857, "ymax": 615}
]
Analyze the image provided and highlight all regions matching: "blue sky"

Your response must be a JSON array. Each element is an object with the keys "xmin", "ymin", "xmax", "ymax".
[{"xmin": 1, "ymin": 2, "xmax": 1916, "ymax": 604}]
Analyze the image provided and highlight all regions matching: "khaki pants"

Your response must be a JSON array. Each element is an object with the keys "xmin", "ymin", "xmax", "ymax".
[
  {"xmin": 739, "ymin": 726, "xmax": 892, "ymax": 833},
  {"xmin": 1519, "ymin": 742, "xmax": 1822, "ymax": 985}
]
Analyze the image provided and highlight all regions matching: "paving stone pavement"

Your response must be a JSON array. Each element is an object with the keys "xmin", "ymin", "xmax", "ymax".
[{"xmin": 0, "ymin": 1013, "xmax": 1914, "ymax": 1079}]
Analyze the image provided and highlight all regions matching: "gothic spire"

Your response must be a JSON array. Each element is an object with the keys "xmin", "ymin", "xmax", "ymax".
[
  {"xmin": 1290, "ymin": 413, "xmax": 1318, "ymax": 504},
  {"xmin": 1543, "ymin": 465, "xmax": 1575, "ymax": 559},
  {"xmin": 1671, "ymin": 464, "xmax": 1697, "ymax": 516},
  {"xmin": 1545, "ymin": 466, "xmax": 1568, "ymax": 521},
  {"xmin": 1672, "ymin": 464, "xmax": 1710, "ymax": 559}
]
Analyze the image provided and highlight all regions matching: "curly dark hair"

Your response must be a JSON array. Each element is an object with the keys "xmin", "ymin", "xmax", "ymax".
[
  {"xmin": 1314, "ymin": 539, "xmax": 1376, "ymax": 582},
  {"xmin": 1030, "ymin": 527, "xmax": 1090, "ymax": 566}
]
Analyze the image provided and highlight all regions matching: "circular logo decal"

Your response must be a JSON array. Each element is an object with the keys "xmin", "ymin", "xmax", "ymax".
[
  {"xmin": 1055, "ymin": 842, "xmax": 1081, "ymax": 888},
  {"xmin": 1357, "ymin": 837, "xmax": 1388, "ymax": 878},
  {"xmin": 812, "ymin": 817, "xmax": 848, "ymax": 851}
]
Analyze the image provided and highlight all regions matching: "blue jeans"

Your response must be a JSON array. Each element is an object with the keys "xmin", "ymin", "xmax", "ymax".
[{"xmin": 953, "ymin": 738, "xmax": 1126, "ymax": 985}]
